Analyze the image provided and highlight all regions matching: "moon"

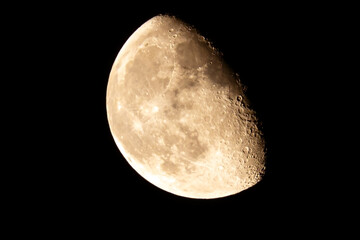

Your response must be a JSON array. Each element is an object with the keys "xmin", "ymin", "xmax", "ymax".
[{"xmin": 106, "ymin": 15, "xmax": 266, "ymax": 199}]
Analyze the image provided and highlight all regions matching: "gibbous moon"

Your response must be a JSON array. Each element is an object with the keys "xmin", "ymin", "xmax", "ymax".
[{"xmin": 106, "ymin": 15, "xmax": 266, "ymax": 199}]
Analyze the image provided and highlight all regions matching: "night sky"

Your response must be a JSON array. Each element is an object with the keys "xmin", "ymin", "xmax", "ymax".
[{"xmin": 11, "ymin": 2, "xmax": 338, "ymax": 236}]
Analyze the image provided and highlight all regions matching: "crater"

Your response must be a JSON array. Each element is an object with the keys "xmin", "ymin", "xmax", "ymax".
[
  {"xmin": 124, "ymin": 45, "xmax": 173, "ymax": 100},
  {"xmin": 175, "ymin": 37, "xmax": 211, "ymax": 69},
  {"xmin": 177, "ymin": 124, "xmax": 208, "ymax": 160},
  {"xmin": 161, "ymin": 160, "xmax": 179, "ymax": 175}
]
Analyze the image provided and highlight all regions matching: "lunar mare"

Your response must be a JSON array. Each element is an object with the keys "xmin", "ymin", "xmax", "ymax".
[{"xmin": 106, "ymin": 15, "xmax": 266, "ymax": 199}]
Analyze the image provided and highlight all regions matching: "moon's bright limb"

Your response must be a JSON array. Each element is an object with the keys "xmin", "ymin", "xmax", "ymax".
[{"xmin": 106, "ymin": 15, "xmax": 266, "ymax": 199}]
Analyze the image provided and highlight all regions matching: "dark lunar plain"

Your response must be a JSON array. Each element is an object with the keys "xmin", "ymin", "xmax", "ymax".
[{"xmin": 9, "ymin": 2, "xmax": 344, "ymax": 237}]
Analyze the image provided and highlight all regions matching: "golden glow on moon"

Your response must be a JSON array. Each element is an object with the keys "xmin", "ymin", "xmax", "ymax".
[{"xmin": 106, "ymin": 15, "xmax": 266, "ymax": 199}]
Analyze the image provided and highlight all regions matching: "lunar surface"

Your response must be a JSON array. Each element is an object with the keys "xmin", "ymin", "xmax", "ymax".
[{"xmin": 106, "ymin": 15, "xmax": 266, "ymax": 199}]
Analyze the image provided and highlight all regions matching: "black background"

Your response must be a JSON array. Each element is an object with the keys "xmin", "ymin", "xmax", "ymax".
[{"xmin": 9, "ymin": 2, "xmax": 342, "ymax": 236}]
